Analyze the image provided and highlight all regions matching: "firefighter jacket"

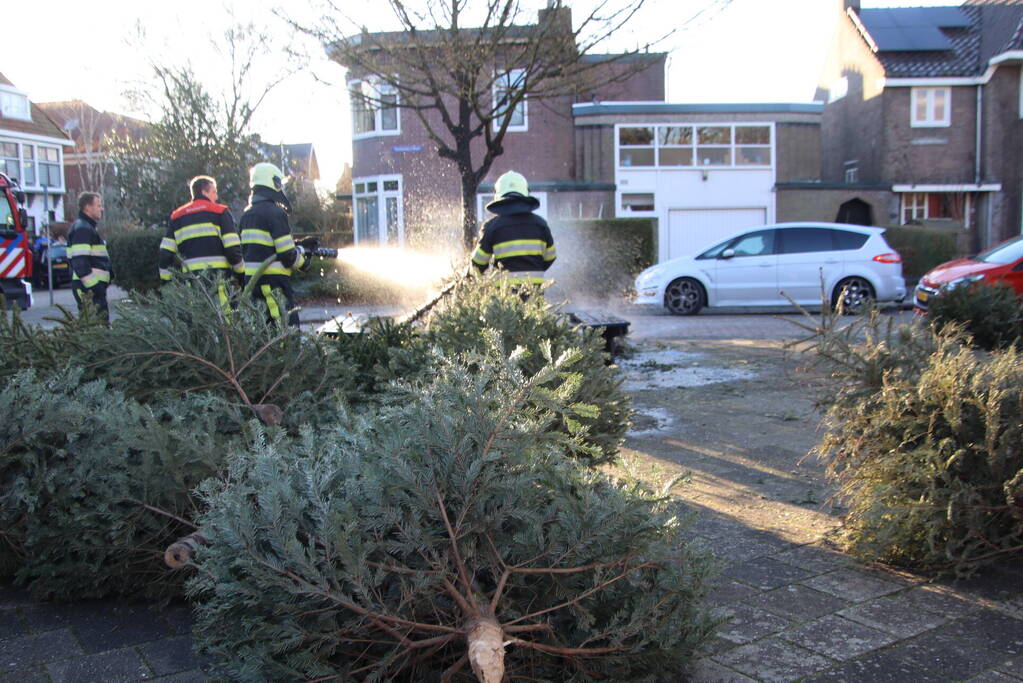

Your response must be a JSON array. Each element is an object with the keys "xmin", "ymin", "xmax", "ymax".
[
  {"xmin": 68, "ymin": 212, "xmax": 111, "ymax": 289},
  {"xmin": 472, "ymin": 195, "xmax": 556, "ymax": 284},
  {"xmin": 159, "ymin": 198, "xmax": 242, "ymax": 281},
  {"xmin": 239, "ymin": 189, "xmax": 305, "ymax": 290}
]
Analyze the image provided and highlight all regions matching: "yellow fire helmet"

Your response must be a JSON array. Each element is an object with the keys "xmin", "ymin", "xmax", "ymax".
[
  {"xmin": 250, "ymin": 162, "xmax": 285, "ymax": 191},
  {"xmin": 494, "ymin": 170, "xmax": 529, "ymax": 198}
]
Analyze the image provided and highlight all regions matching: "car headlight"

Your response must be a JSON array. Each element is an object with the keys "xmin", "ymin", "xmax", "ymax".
[
  {"xmin": 941, "ymin": 274, "xmax": 985, "ymax": 291},
  {"xmin": 635, "ymin": 268, "xmax": 660, "ymax": 289}
]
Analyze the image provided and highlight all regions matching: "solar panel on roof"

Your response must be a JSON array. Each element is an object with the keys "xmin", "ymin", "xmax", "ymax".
[{"xmin": 860, "ymin": 6, "xmax": 968, "ymax": 52}]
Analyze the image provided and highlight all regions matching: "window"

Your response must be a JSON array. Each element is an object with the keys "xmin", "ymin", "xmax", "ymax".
[
  {"xmin": 618, "ymin": 127, "xmax": 655, "ymax": 167},
  {"xmin": 777, "ymin": 228, "xmax": 838, "ymax": 254},
  {"xmin": 911, "ymin": 87, "xmax": 951, "ymax": 127},
  {"xmin": 832, "ymin": 230, "xmax": 869, "ymax": 250},
  {"xmin": 350, "ymin": 80, "xmax": 399, "ymax": 137},
  {"xmin": 621, "ymin": 193, "xmax": 654, "ymax": 212},
  {"xmin": 901, "ymin": 193, "xmax": 928, "ymax": 224},
  {"xmin": 729, "ymin": 230, "xmax": 776, "ymax": 257},
  {"xmin": 618, "ymin": 124, "xmax": 772, "ymax": 169},
  {"xmin": 21, "ymin": 145, "xmax": 35, "ymax": 186},
  {"xmin": 354, "ymin": 175, "xmax": 403, "ymax": 246},
  {"xmin": 0, "ymin": 90, "xmax": 31, "ymax": 121},
  {"xmin": 844, "ymin": 166, "xmax": 858, "ymax": 184},
  {"xmin": 494, "ymin": 69, "xmax": 527, "ymax": 131},
  {"xmin": 0, "ymin": 142, "xmax": 20, "ymax": 180},
  {"xmin": 37, "ymin": 147, "xmax": 60, "ymax": 188}
]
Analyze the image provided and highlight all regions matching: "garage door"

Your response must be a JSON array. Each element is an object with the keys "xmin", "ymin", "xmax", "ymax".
[{"xmin": 667, "ymin": 208, "xmax": 767, "ymax": 260}]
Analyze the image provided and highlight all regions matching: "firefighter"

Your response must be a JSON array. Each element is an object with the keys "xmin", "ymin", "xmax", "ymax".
[
  {"xmin": 68, "ymin": 191, "xmax": 112, "ymax": 322},
  {"xmin": 239, "ymin": 162, "xmax": 307, "ymax": 326},
  {"xmin": 472, "ymin": 171, "xmax": 556, "ymax": 286},
  {"xmin": 158, "ymin": 175, "xmax": 243, "ymax": 309}
]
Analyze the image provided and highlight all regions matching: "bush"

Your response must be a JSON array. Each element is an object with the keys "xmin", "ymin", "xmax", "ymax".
[
  {"xmin": 549, "ymin": 218, "xmax": 656, "ymax": 298},
  {"xmin": 927, "ymin": 280, "xmax": 1023, "ymax": 351},
  {"xmin": 881, "ymin": 226, "xmax": 962, "ymax": 282},
  {"xmin": 0, "ymin": 370, "xmax": 247, "ymax": 600},
  {"xmin": 425, "ymin": 275, "xmax": 631, "ymax": 465},
  {"xmin": 106, "ymin": 227, "xmax": 164, "ymax": 292},
  {"xmin": 189, "ymin": 352, "xmax": 716, "ymax": 681}
]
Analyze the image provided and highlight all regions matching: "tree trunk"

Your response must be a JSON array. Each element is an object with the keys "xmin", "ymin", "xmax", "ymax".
[
  {"xmin": 459, "ymin": 165, "xmax": 481, "ymax": 252},
  {"xmin": 465, "ymin": 614, "xmax": 505, "ymax": 683}
]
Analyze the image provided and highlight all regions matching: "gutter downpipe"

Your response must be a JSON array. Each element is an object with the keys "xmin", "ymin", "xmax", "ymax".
[{"xmin": 974, "ymin": 84, "xmax": 986, "ymax": 250}]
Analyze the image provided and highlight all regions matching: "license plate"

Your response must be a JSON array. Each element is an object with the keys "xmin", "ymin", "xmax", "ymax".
[{"xmin": 916, "ymin": 290, "xmax": 928, "ymax": 303}]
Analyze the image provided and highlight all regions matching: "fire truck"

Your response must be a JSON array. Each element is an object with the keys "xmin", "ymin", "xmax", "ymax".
[{"xmin": 0, "ymin": 172, "xmax": 32, "ymax": 310}]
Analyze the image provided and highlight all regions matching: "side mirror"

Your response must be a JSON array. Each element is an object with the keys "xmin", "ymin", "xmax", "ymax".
[
  {"xmin": 18, "ymin": 209, "xmax": 28, "ymax": 230},
  {"xmin": 719, "ymin": 248, "xmax": 736, "ymax": 259},
  {"xmin": 13, "ymin": 190, "xmax": 25, "ymax": 204}
]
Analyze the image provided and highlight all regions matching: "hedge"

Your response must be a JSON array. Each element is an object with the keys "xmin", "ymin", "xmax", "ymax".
[
  {"xmin": 548, "ymin": 217, "xmax": 656, "ymax": 298},
  {"xmin": 882, "ymin": 226, "xmax": 963, "ymax": 282},
  {"xmin": 106, "ymin": 228, "xmax": 164, "ymax": 293}
]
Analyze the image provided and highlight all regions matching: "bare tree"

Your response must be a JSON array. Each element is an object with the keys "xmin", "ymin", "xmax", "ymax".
[{"xmin": 287, "ymin": 0, "xmax": 674, "ymax": 249}]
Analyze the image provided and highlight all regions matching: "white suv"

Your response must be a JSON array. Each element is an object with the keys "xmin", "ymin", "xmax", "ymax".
[{"xmin": 633, "ymin": 222, "xmax": 906, "ymax": 315}]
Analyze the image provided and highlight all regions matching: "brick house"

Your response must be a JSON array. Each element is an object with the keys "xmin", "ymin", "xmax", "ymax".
[
  {"xmin": 0, "ymin": 74, "xmax": 73, "ymax": 234},
  {"xmin": 814, "ymin": 0, "xmax": 1023, "ymax": 251},
  {"xmin": 36, "ymin": 100, "xmax": 149, "ymax": 204}
]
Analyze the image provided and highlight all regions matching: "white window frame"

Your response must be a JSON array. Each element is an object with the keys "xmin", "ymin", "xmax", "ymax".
[
  {"xmin": 619, "ymin": 192, "xmax": 657, "ymax": 216},
  {"xmin": 477, "ymin": 191, "xmax": 548, "ymax": 222},
  {"xmin": 0, "ymin": 140, "xmax": 21, "ymax": 181},
  {"xmin": 0, "ymin": 86, "xmax": 31, "ymax": 122},
  {"xmin": 614, "ymin": 123, "xmax": 774, "ymax": 170},
  {"xmin": 353, "ymin": 174, "xmax": 404, "ymax": 246},
  {"xmin": 350, "ymin": 79, "xmax": 401, "ymax": 140},
  {"xmin": 911, "ymin": 87, "xmax": 951, "ymax": 128},
  {"xmin": 901, "ymin": 192, "xmax": 928, "ymax": 224},
  {"xmin": 492, "ymin": 68, "xmax": 527, "ymax": 132}
]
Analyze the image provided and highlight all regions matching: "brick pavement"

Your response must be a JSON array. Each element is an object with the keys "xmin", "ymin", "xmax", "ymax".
[{"xmin": 2, "ymin": 300, "xmax": 1020, "ymax": 682}]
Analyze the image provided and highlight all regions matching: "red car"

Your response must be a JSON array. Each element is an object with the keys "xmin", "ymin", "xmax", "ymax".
[{"xmin": 914, "ymin": 235, "xmax": 1023, "ymax": 312}]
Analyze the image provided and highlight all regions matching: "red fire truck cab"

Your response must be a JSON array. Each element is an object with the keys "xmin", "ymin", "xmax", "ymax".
[{"xmin": 0, "ymin": 172, "xmax": 32, "ymax": 310}]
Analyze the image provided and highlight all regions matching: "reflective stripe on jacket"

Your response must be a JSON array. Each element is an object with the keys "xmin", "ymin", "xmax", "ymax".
[
  {"xmin": 159, "ymin": 198, "xmax": 242, "ymax": 281},
  {"xmin": 239, "ymin": 193, "xmax": 304, "ymax": 289},
  {"xmin": 68, "ymin": 213, "xmax": 111, "ymax": 289},
  {"xmin": 473, "ymin": 196, "xmax": 555, "ymax": 276}
]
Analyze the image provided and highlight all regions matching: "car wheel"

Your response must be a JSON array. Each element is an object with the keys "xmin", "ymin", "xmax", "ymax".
[
  {"xmin": 664, "ymin": 277, "xmax": 705, "ymax": 316},
  {"xmin": 832, "ymin": 276, "xmax": 875, "ymax": 314}
]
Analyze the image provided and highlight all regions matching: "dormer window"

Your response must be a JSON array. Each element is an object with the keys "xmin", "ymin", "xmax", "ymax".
[
  {"xmin": 911, "ymin": 87, "xmax": 951, "ymax": 127},
  {"xmin": 0, "ymin": 88, "xmax": 31, "ymax": 122}
]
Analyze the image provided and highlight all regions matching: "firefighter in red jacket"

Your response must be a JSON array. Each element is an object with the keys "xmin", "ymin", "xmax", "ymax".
[
  {"xmin": 472, "ymin": 171, "xmax": 556, "ymax": 285},
  {"xmin": 159, "ymin": 175, "xmax": 243, "ymax": 309}
]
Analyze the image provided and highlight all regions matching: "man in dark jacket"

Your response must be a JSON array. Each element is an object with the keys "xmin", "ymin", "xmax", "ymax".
[
  {"xmin": 472, "ymin": 171, "xmax": 556, "ymax": 285},
  {"xmin": 68, "ymin": 192, "xmax": 111, "ymax": 321},
  {"xmin": 239, "ymin": 163, "xmax": 306, "ymax": 326},
  {"xmin": 159, "ymin": 175, "xmax": 243, "ymax": 309}
]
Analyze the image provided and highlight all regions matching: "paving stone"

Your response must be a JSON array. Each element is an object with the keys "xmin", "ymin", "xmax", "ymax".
[
  {"xmin": 138, "ymin": 636, "xmax": 200, "ymax": 676},
  {"xmin": 706, "ymin": 534, "xmax": 793, "ymax": 566},
  {"xmin": 996, "ymin": 656, "xmax": 1023, "ymax": 679},
  {"xmin": 890, "ymin": 630, "xmax": 1007, "ymax": 680},
  {"xmin": 772, "ymin": 544, "xmax": 854, "ymax": 574},
  {"xmin": 160, "ymin": 603, "xmax": 194, "ymax": 637},
  {"xmin": 723, "ymin": 557, "xmax": 817, "ymax": 591},
  {"xmin": 0, "ymin": 610, "xmax": 24, "ymax": 640},
  {"xmin": 685, "ymin": 658, "xmax": 757, "ymax": 682},
  {"xmin": 714, "ymin": 603, "xmax": 793, "ymax": 645},
  {"xmin": 714, "ymin": 636, "xmax": 836, "ymax": 682},
  {"xmin": 0, "ymin": 666, "xmax": 50, "ymax": 683},
  {"xmin": 0, "ymin": 628, "xmax": 83, "ymax": 669},
  {"xmin": 46, "ymin": 647, "xmax": 152, "ymax": 683},
  {"xmin": 839, "ymin": 594, "xmax": 951, "ymax": 638},
  {"xmin": 700, "ymin": 635, "xmax": 743, "ymax": 657},
  {"xmin": 802, "ymin": 568, "xmax": 903, "ymax": 602},
  {"xmin": 688, "ymin": 514, "xmax": 749, "ymax": 538},
  {"xmin": 706, "ymin": 579, "xmax": 762, "ymax": 607},
  {"xmin": 967, "ymin": 672, "xmax": 1020, "ymax": 683},
  {"xmin": 801, "ymin": 649, "xmax": 946, "ymax": 683},
  {"xmin": 778, "ymin": 614, "xmax": 898, "ymax": 661},
  {"xmin": 743, "ymin": 583, "xmax": 849, "ymax": 621},
  {"xmin": 22, "ymin": 601, "xmax": 172, "ymax": 653},
  {"xmin": 943, "ymin": 610, "xmax": 1023, "ymax": 656},
  {"xmin": 897, "ymin": 584, "xmax": 983, "ymax": 619}
]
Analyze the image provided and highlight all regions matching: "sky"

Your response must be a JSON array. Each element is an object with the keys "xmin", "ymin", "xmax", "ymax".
[{"xmin": 3, "ymin": 0, "xmax": 964, "ymax": 190}]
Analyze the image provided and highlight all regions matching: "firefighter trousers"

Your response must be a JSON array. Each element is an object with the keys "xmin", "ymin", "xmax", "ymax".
[{"xmin": 72, "ymin": 282, "xmax": 109, "ymax": 323}]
